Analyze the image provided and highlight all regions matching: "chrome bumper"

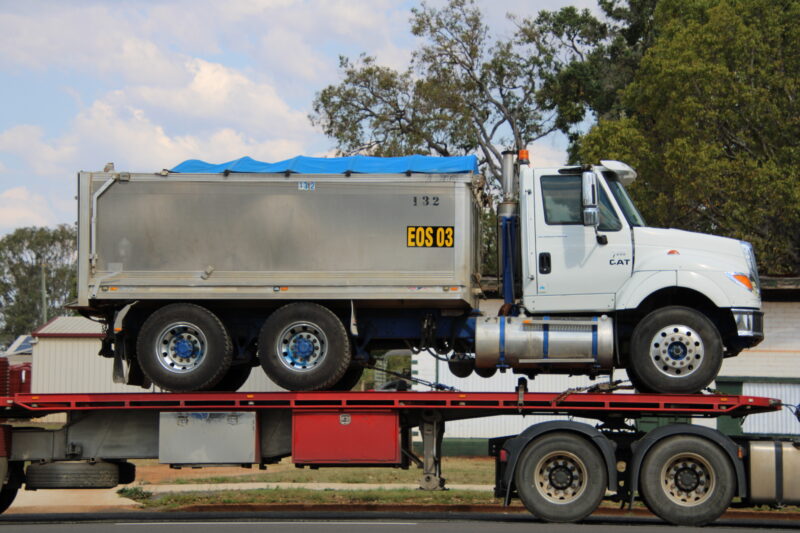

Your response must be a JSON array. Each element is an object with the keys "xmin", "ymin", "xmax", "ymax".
[{"xmin": 731, "ymin": 308, "xmax": 764, "ymax": 340}]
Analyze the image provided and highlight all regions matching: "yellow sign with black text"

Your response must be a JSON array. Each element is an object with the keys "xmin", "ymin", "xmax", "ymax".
[{"xmin": 407, "ymin": 226, "xmax": 454, "ymax": 248}]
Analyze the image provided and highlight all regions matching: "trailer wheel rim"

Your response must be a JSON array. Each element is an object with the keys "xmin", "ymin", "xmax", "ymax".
[
  {"xmin": 276, "ymin": 321, "xmax": 328, "ymax": 372},
  {"xmin": 155, "ymin": 322, "xmax": 208, "ymax": 374},
  {"xmin": 649, "ymin": 324, "xmax": 704, "ymax": 378},
  {"xmin": 533, "ymin": 450, "xmax": 588, "ymax": 504},
  {"xmin": 659, "ymin": 452, "xmax": 715, "ymax": 506}
]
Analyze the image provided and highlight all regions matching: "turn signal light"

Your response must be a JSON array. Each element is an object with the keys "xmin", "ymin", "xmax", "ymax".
[{"xmin": 732, "ymin": 274, "xmax": 753, "ymax": 290}]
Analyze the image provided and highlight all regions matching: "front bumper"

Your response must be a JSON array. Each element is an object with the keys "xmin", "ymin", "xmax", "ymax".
[{"xmin": 729, "ymin": 308, "xmax": 764, "ymax": 350}]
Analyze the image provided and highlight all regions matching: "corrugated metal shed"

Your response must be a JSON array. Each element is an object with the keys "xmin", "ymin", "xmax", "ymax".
[
  {"xmin": 741, "ymin": 382, "xmax": 799, "ymax": 436},
  {"xmin": 33, "ymin": 316, "xmax": 104, "ymax": 337},
  {"xmin": 412, "ymin": 348, "xmax": 626, "ymax": 438}
]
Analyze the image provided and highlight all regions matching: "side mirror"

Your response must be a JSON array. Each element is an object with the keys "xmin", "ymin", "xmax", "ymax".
[{"xmin": 582, "ymin": 171, "xmax": 599, "ymax": 227}]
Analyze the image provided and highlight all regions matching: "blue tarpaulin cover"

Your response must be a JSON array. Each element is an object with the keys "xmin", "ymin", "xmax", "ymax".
[{"xmin": 170, "ymin": 155, "xmax": 479, "ymax": 174}]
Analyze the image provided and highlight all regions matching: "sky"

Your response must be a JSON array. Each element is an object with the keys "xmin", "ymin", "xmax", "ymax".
[{"xmin": 0, "ymin": 0, "xmax": 599, "ymax": 236}]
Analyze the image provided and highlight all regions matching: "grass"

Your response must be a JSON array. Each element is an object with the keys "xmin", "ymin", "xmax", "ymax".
[
  {"xmin": 146, "ymin": 457, "xmax": 495, "ymax": 486},
  {"xmin": 120, "ymin": 487, "xmax": 502, "ymax": 510}
]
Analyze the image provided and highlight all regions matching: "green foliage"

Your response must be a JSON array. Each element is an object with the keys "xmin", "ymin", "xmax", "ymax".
[
  {"xmin": 0, "ymin": 225, "xmax": 77, "ymax": 340},
  {"xmin": 117, "ymin": 487, "xmax": 153, "ymax": 502},
  {"xmin": 579, "ymin": 0, "xmax": 800, "ymax": 275},
  {"xmin": 522, "ymin": 0, "xmax": 657, "ymax": 158}
]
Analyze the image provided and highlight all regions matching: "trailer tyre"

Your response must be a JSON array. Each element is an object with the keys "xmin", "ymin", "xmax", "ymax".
[
  {"xmin": 25, "ymin": 461, "xmax": 119, "ymax": 489},
  {"xmin": 259, "ymin": 303, "xmax": 351, "ymax": 391},
  {"xmin": 514, "ymin": 432, "xmax": 607, "ymax": 523},
  {"xmin": 628, "ymin": 306, "xmax": 722, "ymax": 394},
  {"xmin": 639, "ymin": 436, "xmax": 734, "ymax": 526},
  {"xmin": 137, "ymin": 303, "xmax": 232, "ymax": 392}
]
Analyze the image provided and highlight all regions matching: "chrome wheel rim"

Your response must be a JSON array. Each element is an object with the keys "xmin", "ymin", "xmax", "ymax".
[
  {"xmin": 155, "ymin": 322, "xmax": 207, "ymax": 374},
  {"xmin": 276, "ymin": 321, "xmax": 328, "ymax": 372},
  {"xmin": 649, "ymin": 324, "xmax": 704, "ymax": 378},
  {"xmin": 533, "ymin": 451, "xmax": 588, "ymax": 504},
  {"xmin": 660, "ymin": 452, "xmax": 715, "ymax": 506}
]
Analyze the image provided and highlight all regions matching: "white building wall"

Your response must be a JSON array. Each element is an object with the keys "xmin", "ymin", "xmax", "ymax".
[
  {"xmin": 719, "ymin": 301, "xmax": 800, "ymax": 377},
  {"xmin": 412, "ymin": 350, "xmax": 628, "ymax": 438}
]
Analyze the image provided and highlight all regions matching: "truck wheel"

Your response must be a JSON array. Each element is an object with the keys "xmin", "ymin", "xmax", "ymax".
[
  {"xmin": 137, "ymin": 303, "xmax": 232, "ymax": 392},
  {"xmin": 639, "ymin": 436, "xmax": 734, "ymax": 526},
  {"xmin": 514, "ymin": 432, "xmax": 607, "ymax": 523},
  {"xmin": 330, "ymin": 363, "xmax": 365, "ymax": 391},
  {"xmin": 207, "ymin": 364, "xmax": 252, "ymax": 392},
  {"xmin": 628, "ymin": 306, "xmax": 722, "ymax": 394},
  {"xmin": 258, "ymin": 303, "xmax": 351, "ymax": 391}
]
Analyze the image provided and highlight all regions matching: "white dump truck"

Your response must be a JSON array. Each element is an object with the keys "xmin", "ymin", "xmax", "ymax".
[{"xmin": 74, "ymin": 152, "xmax": 763, "ymax": 393}]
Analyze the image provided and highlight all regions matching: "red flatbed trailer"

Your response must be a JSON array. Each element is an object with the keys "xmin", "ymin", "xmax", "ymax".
[{"xmin": 0, "ymin": 389, "xmax": 796, "ymax": 526}]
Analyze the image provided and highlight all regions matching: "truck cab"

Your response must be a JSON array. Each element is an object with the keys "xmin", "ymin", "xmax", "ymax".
[{"xmin": 507, "ymin": 159, "xmax": 764, "ymax": 392}]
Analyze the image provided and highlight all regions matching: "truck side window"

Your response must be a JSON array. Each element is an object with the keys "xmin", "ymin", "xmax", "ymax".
[
  {"xmin": 541, "ymin": 176, "xmax": 581, "ymax": 225},
  {"xmin": 598, "ymin": 186, "xmax": 622, "ymax": 231},
  {"xmin": 541, "ymin": 175, "xmax": 622, "ymax": 230}
]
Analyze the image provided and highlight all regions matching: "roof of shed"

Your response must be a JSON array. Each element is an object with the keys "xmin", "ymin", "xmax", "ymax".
[{"xmin": 33, "ymin": 316, "xmax": 104, "ymax": 338}]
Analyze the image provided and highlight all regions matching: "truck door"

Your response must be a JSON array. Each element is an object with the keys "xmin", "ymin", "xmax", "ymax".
[{"xmin": 526, "ymin": 171, "xmax": 633, "ymax": 312}]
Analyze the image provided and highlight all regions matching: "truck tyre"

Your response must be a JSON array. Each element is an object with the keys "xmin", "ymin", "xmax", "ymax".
[
  {"xmin": 208, "ymin": 363, "xmax": 252, "ymax": 392},
  {"xmin": 330, "ymin": 363, "xmax": 365, "ymax": 391},
  {"xmin": 628, "ymin": 306, "xmax": 722, "ymax": 394},
  {"xmin": 514, "ymin": 432, "xmax": 607, "ymax": 523},
  {"xmin": 258, "ymin": 303, "xmax": 351, "ymax": 391},
  {"xmin": 639, "ymin": 436, "xmax": 734, "ymax": 526},
  {"xmin": 25, "ymin": 461, "xmax": 119, "ymax": 489},
  {"xmin": 137, "ymin": 303, "xmax": 232, "ymax": 392}
]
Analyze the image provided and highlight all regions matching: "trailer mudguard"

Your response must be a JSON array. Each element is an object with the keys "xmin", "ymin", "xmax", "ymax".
[
  {"xmin": 500, "ymin": 421, "xmax": 617, "ymax": 505},
  {"xmin": 627, "ymin": 423, "xmax": 746, "ymax": 503}
]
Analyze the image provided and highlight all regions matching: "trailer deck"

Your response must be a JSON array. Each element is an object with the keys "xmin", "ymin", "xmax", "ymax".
[{"xmin": 0, "ymin": 390, "xmax": 780, "ymax": 419}]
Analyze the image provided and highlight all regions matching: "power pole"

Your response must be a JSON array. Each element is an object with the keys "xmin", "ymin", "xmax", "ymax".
[{"xmin": 40, "ymin": 260, "xmax": 47, "ymax": 324}]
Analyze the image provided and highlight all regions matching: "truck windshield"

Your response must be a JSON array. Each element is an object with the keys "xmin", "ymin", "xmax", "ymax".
[{"xmin": 605, "ymin": 177, "xmax": 646, "ymax": 227}]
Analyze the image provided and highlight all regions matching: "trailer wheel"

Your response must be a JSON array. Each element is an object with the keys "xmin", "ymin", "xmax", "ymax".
[
  {"xmin": 639, "ymin": 436, "xmax": 734, "ymax": 526},
  {"xmin": 514, "ymin": 432, "xmax": 607, "ymax": 523},
  {"xmin": 25, "ymin": 461, "xmax": 119, "ymax": 489},
  {"xmin": 628, "ymin": 306, "xmax": 722, "ymax": 394},
  {"xmin": 258, "ymin": 303, "xmax": 351, "ymax": 391},
  {"xmin": 208, "ymin": 363, "xmax": 252, "ymax": 392},
  {"xmin": 137, "ymin": 303, "xmax": 232, "ymax": 392}
]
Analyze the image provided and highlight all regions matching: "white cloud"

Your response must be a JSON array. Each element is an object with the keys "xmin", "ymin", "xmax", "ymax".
[
  {"xmin": 529, "ymin": 133, "xmax": 569, "ymax": 167},
  {"xmin": 0, "ymin": 5, "xmax": 186, "ymax": 84},
  {"xmin": 124, "ymin": 58, "xmax": 312, "ymax": 139},
  {"xmin": 0, "ymin": 187, "xmax": 55, "ymax": 231},
  {"xmin": 0, "ymin": 125, "xmax": 75, "ymax": 177}
]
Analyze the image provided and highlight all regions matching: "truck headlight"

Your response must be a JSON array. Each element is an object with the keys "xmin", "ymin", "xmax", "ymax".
[{"xmin": 739, "ymin": 241, "xmax": 760, "ymax": 296}]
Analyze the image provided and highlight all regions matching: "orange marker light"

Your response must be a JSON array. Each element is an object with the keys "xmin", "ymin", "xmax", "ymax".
[
  {"xmin": 667, "ymin": 250, "xmax": 680, "ymax": 255},
  {"xmin": 280, "ymin": 287, "xmax": 288, "ymax": 291},
  {"xmin": 732, "ymin": 274, "xmax": 753, "ymax": 290}
]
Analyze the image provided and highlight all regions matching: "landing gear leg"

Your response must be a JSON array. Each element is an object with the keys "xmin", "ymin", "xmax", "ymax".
[{"xmin": 419, "ymin": 412, "xmax": 445, "ymax": 490}]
